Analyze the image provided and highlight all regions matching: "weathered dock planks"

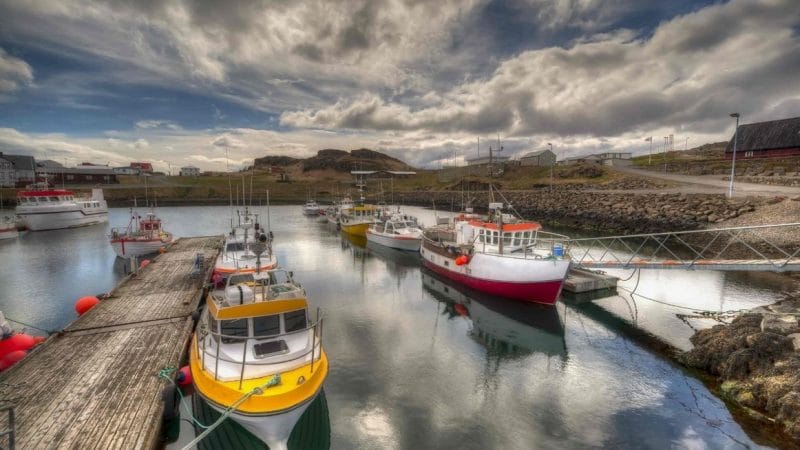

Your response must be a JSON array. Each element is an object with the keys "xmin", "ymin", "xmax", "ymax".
[{"xmin": 0, "ymin": 236, "xmax": 223, "ymax": 449}]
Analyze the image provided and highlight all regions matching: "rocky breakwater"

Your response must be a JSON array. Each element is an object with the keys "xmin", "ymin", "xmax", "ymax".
[
  {"xmin": 397, "ymin": 187, "xmax": 759, "ymax": 235},
  {"xmin": 681, "ymin": 295, "xmax": 800, "ymax": 443}
]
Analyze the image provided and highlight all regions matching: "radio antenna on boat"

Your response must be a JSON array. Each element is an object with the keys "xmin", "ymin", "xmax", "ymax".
[{"xmin": 266, "ymin": 189, "xmax": 271, "ymax": 234}]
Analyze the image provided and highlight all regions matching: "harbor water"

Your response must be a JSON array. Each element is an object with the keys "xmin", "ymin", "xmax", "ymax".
[{"xmin": 0, "ymin": 205, "xmax": 788, "ymax": 449}]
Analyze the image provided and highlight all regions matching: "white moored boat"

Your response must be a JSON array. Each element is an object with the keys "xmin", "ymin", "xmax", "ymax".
[
  {"xmin": 302, "ymin": 200, "xmax": 320, "ymax": 216},
  {"xmin": 215, "ymin": 207, "xmax": 278, "ymax": 277},
  {"xmin": 421, "ymin": 201, "xmax": 571, "ymax": 305},
  {"xmin": 366, "ymin": 212, "xmax": 423, "ymax": 251},
  {"xmin": 0, "ymin": 215, "xmax": 18, "ymax": 240},
  {"xmin": 15, "ymin": 184, "xmax": 108, "ymax": 231},
  {"xmin": 109, "ymin": 210, "xmax": 173, "ymax": 258},
  {"xmin": 190, "ymin": 269, "xmax": 328, "ymax": 450}
]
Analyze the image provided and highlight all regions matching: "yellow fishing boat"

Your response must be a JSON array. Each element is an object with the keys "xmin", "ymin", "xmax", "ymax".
[
  {"xmin": 190, "ymin": 269, "xmax": 328, "ymax": 450},
  {"xmin": 339, "ymin": 204, "xmax": 378, "ymax": 236}
]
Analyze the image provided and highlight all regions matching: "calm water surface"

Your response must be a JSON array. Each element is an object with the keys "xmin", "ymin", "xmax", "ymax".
[{"xmin": 0, "ymin": 205, "xmax": 786, "ymax": 449}]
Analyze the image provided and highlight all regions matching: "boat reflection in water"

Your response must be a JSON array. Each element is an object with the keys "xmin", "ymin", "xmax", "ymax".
[
  {"xmin": 191, "ymin": 388, "xmax": 331, "ymax": 450},
  {"xmin": 366, "ymin": 241, "xmax": 421, "ymax": 268},
  {"xmin": 422, "ymin": 268, "xmax": 566, "ymax": 359}
]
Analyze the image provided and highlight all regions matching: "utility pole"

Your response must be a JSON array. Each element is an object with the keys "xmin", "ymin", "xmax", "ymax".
[
  {"xmin": 729, "ymin": 113, "xmax": 740, "ymax": 197},
  {"xmin": 548, "ymin": 142, "xmax": 554, "ymax": 192},
  {"xmin": 645, "ymin": 137, "xmax": 652, "ymax": 165}
]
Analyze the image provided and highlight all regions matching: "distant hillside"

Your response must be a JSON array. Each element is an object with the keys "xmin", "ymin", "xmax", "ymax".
[
  {"xmin": 685, "ymin": 141, "xmax": 727, "ymax": 158},
  {"xmin": 254, "ymin": 148, "xmax": 415, "ymax": 173},
  {"xmin": 253, "ymin": 155, "xmax": 301, "ymax": 167}
]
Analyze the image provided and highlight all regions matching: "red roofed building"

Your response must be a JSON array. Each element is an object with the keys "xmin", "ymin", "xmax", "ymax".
[{"xmin": 130, "ymin": 162, "xmax": 153, "ymax": 173}]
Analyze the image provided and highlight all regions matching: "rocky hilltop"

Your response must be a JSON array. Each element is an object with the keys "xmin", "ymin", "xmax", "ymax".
[{"xmin": 254, "ymin": 148, "xmax": 414, "ymax": 173}]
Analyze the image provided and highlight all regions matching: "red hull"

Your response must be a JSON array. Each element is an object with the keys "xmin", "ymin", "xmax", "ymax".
[{"xmin": 421, "ymin": 259, "xmax": 563, "ymax": 305}]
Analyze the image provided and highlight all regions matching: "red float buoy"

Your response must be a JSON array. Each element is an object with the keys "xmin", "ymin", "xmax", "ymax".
[
  {"xmin": 75, "ymin": 296, "xmax": 100, "ymax": 315},
  {"xmin": 0, "ymin": 350, "xmax": 27, "ymax": 372},
  {"xmin": 140, "ymin": 259, "xmax": 151, "ymax": 269},
  {"xmin": 455, "ymin": 255, "xmax": 469, "ymax": 266},
  {"xmin": 33, "ymin": 335, "xmax": 46, "ymax": 344},
  {"xmin": 0, "ymin": 333, "xmax": 36, "ymax": 358},
  {"xmin": 176, "ymin": 365, "xmax": 193, "ymax": 386}
]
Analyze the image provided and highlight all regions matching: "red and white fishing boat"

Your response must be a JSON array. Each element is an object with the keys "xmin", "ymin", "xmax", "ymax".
[
  {"xmin": 421, "ymin": 202, "xmax": 571, "ymax": 305},
  {"xmin": 109, "ymin": 209, "xmax": 173, "ymax": 258},
  {"xmin": 15, "ymin": 184, "xmax": 108, "ymax": 231}
]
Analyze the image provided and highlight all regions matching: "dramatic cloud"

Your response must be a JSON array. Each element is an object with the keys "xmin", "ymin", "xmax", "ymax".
[
  {"xmin": 281, "ymin": 0, "xmax": 800, "ymax": 140},
  {"xmin": 0, "ymin": 0, "xmax": 797, "ymax": 169},
  {"xmin": 0, "ymin": 48, "xmax": 33, "ymax": 98},
  {"xmin": 135, "ymin": 120, "xmax": 182, "ymax": 130}
]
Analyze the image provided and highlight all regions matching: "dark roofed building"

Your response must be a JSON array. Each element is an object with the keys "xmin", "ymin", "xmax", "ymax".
[
  {"xmin": 2, "ymin": 153, "xmax": 36, "ymax": 185},
  {"xmin": 725, "ymin": 116, "xmax": 800, "ymax": 160}
]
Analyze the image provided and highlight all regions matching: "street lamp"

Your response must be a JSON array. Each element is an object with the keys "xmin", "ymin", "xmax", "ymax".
[
  {"xmin": 728, "ymin": 113, "xmax": 740, "ymax": 197},
  {"xmin": 548, "ymin": 142, "xmax": 554, "ymax": 191}
]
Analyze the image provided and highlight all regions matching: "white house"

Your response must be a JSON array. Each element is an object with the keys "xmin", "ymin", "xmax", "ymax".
[
  {"xmin": 113, "ymin": 167, "xmax": 140, "ymax": 175},
  {"xmin": 519, "ymin": 149, "xmax": 556, "ymax": 166},
  {"xmin": 179, "ymin": 166, "xmax": 201, "ymax": 177}
]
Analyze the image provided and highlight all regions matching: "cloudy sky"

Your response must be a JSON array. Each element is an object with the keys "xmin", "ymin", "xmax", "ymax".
[{"xmin": 0, "ymin": 0, "xmax": 798, "ymax": 172}]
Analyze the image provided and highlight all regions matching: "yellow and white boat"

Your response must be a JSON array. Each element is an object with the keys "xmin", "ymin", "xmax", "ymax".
[
  {"xmin": 339, "ymin": 204, "xmax": 378, "ymax": 236},
  {"xmin": 190, "ymin": 269, "xmax": 328, "ymax": 450}
]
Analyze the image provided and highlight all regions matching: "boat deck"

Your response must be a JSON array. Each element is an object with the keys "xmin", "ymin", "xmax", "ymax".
[{"xmin": 0, "ymin": 236, "xmax": 223, "ymax": 449}]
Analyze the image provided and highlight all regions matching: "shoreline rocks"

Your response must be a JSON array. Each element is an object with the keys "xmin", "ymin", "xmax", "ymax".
[
  {"xmin": 396, "ymin": 189, "xmax": 762, "ymax": 235},
  {"xmin": 681, "ymin": 295, "xmax": 800, "ymax": 443}
]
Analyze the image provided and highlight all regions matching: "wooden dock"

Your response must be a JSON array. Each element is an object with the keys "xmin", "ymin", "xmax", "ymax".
[{"xmin": 0, "ymin": 236, "xmax": 223, "ymax": 449}]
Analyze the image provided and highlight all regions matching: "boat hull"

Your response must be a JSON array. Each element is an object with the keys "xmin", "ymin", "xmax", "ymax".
[
  {"xmin": 366, "ymin": 230, "xmax": 421, "ymax": 251},
  {"xmin": 420, "ymin": 246, "xmax": 569, "ymax": 305},
  {"xmin": 109, "ymin": 237, "xmax": 172, "ymax": 258},
  {"xmin": 214, "ymin": 254, "xmax": 278, "ymax": 274},
  {"xmin": 17, "ymin": 208, "xmax": 108, "ymax": 231},
  {"xmin": 340, "ymin": 221, "xmax": 370, "ymax": 237},
  {"xmin": 205, "ymin": 393, "xmax": 317, "ymax": 450}
]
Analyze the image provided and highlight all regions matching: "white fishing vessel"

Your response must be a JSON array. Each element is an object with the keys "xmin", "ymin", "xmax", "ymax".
[
  {"xmin": 214, "ymin": 207, "xmax": 277, "ymax": 277},
  {"xmin": 302, "ymin": 200, "xmax": 320, "ymax": 216},
  {"xmin": 109, "ymin": 209, "xmax": 173, "ymax": 258},
  {"xmin": 0, "ymin": 216, "xmax": 17, "ymax": 240},
  {"xmin": 421, "ymin": 201, "xmax": 571, "ymax": 305},
  {"xmin": 190, "ymin": 269, "xmax": 328, "ymax": 450},
  {"xmin": 325, "ymin": 196, "xmax": 354, "ymax": 225},
  {"xmin": 15, "ymin": 184, "xmax": 108, "ymax": 231},
  {"xmin": 366, "ymin": 212, "xmax": 423, "ymax": 251}
]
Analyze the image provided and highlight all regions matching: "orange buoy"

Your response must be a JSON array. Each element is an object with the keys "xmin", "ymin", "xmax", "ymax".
[
  {"xmin": 33, "ymin": 335, "xmax": 46, "ymax": 344},
  {"xmin": 0, "ymin": 333, "xmax": 36, "ymax": 357},
  {"xmin": 140, "ymin": 259, "xmax": 151, "ymax": 269},
  {"xmin": 176, "ymin": 365, "xmax": 193, "ymax": 386},
  {"xmin": 75, "ymin": 295, "xmax": 100, "ymax": 315},
  {"xmin": 0, "ymin": 350, "xmax": 27, "ymax": 372},
  {"xmin": 455, "ymin": 255, "xmax": 469, "ymax": 266}
]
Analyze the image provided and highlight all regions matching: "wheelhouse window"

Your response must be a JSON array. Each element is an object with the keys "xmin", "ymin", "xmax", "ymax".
[
  {"xmin": 284, "ymin": 310, "xmax": 307, "ymax": 333},
  {"xmin": 226, "ymin": 242, "xmax": 245, "ymax": 252},
  {"xmin": 503, "ymin": 232, "xmax": 513, "ymax": 246},
  {"xmin": 49, "ymin": 196, "xmax": 58, "ymax": 202},
  {"xmin": 220, "ymin": 318, "xmax": 249, "ymax": 343},
  {"xmin": 253, "ymin": 315, "xmax": 281, "ymax": 338}
]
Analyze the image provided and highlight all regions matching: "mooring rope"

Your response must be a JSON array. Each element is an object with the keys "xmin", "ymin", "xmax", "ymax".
[
  {"xmin": 175, "ymin": 371, "xmax": 281, "ymax": 450},
  {"xmin": 4, "ymin": 316, "xmax": 57, "ymax": 334}
]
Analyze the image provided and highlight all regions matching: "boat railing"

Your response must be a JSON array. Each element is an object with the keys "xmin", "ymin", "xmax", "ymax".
[{"xmin": 199, "ymin": 313, "xmax": 324, "ymax": 390}]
